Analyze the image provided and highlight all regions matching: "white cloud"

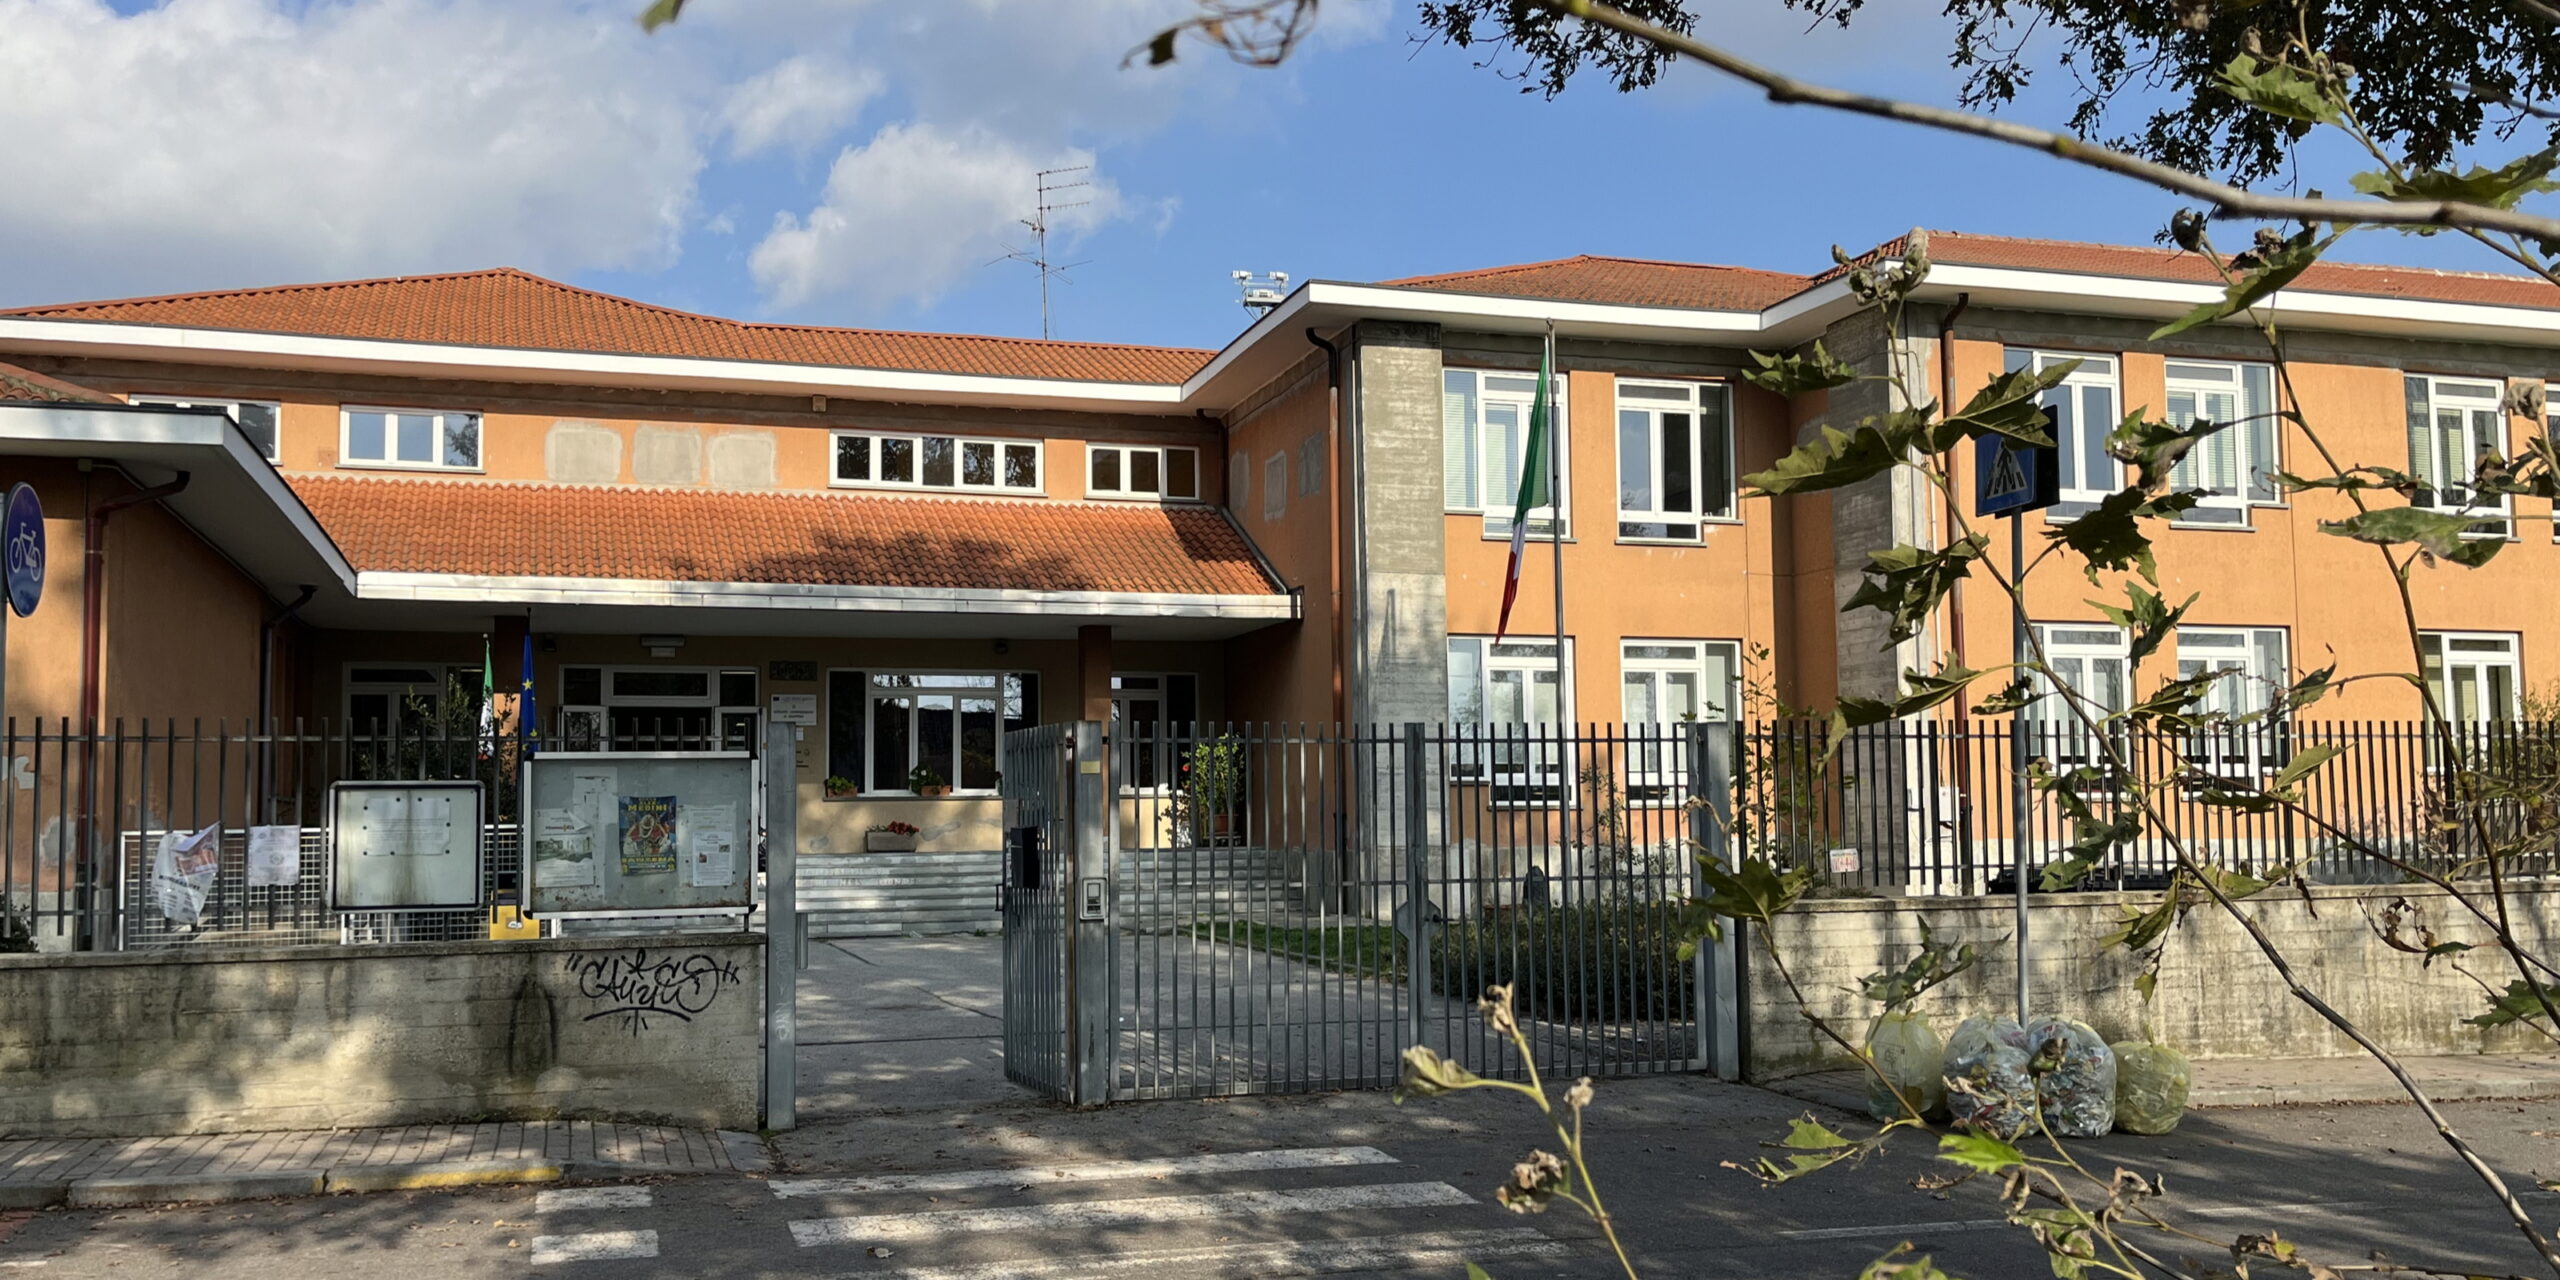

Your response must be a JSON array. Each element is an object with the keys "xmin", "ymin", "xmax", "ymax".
[
  {"xmin": 720, "ymin": 54, "xmax": 881, "ymax": 159},
  {"xmin": 0, "ymin": 0, "xmax": 712, "ymax": 303},
  {"xmin": 749, "ymin": 122, "xmax": 1116, "ymax": 312}
]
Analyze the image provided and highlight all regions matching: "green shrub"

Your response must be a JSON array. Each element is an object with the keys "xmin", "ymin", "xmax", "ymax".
[{"xmin": 1428, "ymin": 901, "xmax": 1695, "ymax": 1024}]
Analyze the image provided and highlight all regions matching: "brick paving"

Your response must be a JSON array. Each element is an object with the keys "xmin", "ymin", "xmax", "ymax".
[{"xmin": 0, "ymin": 1120, "xmax": 759, "ymax": 1189}]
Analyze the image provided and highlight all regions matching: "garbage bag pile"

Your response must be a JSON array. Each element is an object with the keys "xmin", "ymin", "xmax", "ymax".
[
  {"xmin": 2025, "ymin": 1017, "xmax": 2116, "ymax": 1138},
  {"xmin": 2111, "ymin": 1039, "xmax": 2194, "ymax": 1135},
  {"xmin": 1940, "ymin": 1016, "xmax": 2035, "ymax": 1137},
  {"xmin": 1864, "ymin": 1010, "xmax": 1946, "ymax": 1121}
]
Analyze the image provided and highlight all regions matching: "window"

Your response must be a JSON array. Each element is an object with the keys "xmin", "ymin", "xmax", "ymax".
[
  {"xmin": 2420, "ymin": 632, "xmax": 2521, "ymax": 733},
  {"xmin": 837, "ymin": 671, "xmax": 1040, "ymax": 795},
  {"xmin": 1614, "ymin": 381, "xmax": 1735, "ymax": 541},
  {"xmin": 344, "ymin": 664, "xmax": 471, "ymax": 734},
  {"xmin": 1448, "ymin": 636, "xmax": 1574, "ymax": 801},
  {"xmin": 1111, "ymin": 673, "xmax": 1199, "ymax": 792},
  {"xmin": 2005, "ymin": 351, "xmax": 2121, "ymax": 510},
  {"xmin": 1297, "ymin": 435, "xmax": 1322, "ymax": 497},
  {"xmin": 341, "ymin": 406, "xmax": 480, "ymax": 470},
  {"xmin": 2164, "ymin": 361, "xmax": 2280, "ymax": 524},
  {"xmin": 131, "ymin": 396, "xmax": 282, "ymax": 462},
  {"xmin": 1443, "ymin": 368, "xmax": 1568, "ymax": 538},
  {"xmin": 2407, "ymin": 375, "xmax": 2512, "ymax": 538},
  {"xmin": 1088, "ymin": 444, "xmax": 1201, "ymax": 501},
  {"xmin": 1263, "ymin": 452, "xmax": 1287, "ymax": 521},
  {"xmin": 2176, "ymin": 626, "xmax": 2289, "ymax": 775},
  {"xmin": 1620, "ymin": 640, "xmax": 1740, "ymax": 800},
  {"xmin": 555, "ymin": 665, "xmax": 758, "ymax": 751},
  {"xmin": 833, "ymin": 432, "xmax": 1040, "ymax": 494},
  {"xmin": 2027, "ymin": 624, "xmax": 2129, "ymax": 766}
]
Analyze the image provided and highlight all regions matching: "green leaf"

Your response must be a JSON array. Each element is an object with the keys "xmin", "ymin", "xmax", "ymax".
[
  {"xmin": 1937, "ymin": 1131, "xmax": 2026, "ymax": 1173},
  {"xmin": 2134, "ymin": 970, "xmax": 2158, "ymax": 1003},
  {"xmin": 1696, "ymin": 855, "xmax": 1819, "ymax": 928},
  {"xmin": 2468, "ymin": 978, "xmax": 2557, "ymax": 1028},
  {"xmin": 1974, "ymin": 677, "xmax": 2043, "ymax": 715},
  {"xmin": 2216, "ymin": 55, "xmax": 2340, "ymax": 124},
  {"xmin": 2320, "ymin": 507, "xmax": 2507, "ymax": 567},
  {"xmin": 2087, "ymin": 582, "xmax": 2196, "ymax": 667},
  {"xmin": 1743, "ymin": 423, "xmax": 1903, "ymax": 497},
  {"xmin": 1739, "ymin": 1116, "xmax": 1870, "ymax": 1183},
  {"xmin": 1467, "ymin": 1265, "xmax": 1497, "ymax": 1280},
  {"xmin": 2279, "ymin": 466, "xmax": 2423, "ymax": 494},
  {"xmin": 637, "ymin": 0, "xmax": 687, "ymax": 29},
  {"xmin": 2352, "ymin": 147, "xmax": 2560, "ymax": 211},
  {"xmin": 2047, "ymin": 487, "xmax": 2197, "ymax": 585},
  {"xmin": 2152, "ymin": 227, "xmax": 2329, "ymax": 339},
  {"xmin": 2270, "ymin": 743, "xmax": 2344, "ymax": 790},
  {"xmin": 2279, "ymin": 664, "xmax": 2338, "ymax": 715},
  {"xmin": 2101, "ymin": 890, "xmax": 2180, "ymax": 952},
  {"xmin": 1844, "ymin": 537, "xmax": 1989, "ymax": 646},
  {"xmin": 2107, "ymin": 411, "xmax": 2228, "ymax": 495},
  {"xmin": 2193, "ymin": 784, "xmax": 2282, "ymax": 814},
  {"xmin": 1743, "ymin": 342, "xmax": 1861, "ymax": 395},
  {"xmin": 1942, "ymin": 362, "xmax": 2075, "ymax": 446},
  {"xmin": 2111, "ymin": 670, "xmax": 2221, "ymax": 730}
]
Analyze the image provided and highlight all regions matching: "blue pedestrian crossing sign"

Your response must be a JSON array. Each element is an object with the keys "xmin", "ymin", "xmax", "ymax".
[{"xmin": 1975, "ymin": 426, "xmax": 2060, "ymax": 517}]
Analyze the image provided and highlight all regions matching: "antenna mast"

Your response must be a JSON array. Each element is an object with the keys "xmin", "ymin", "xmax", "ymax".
[{"xmin": 1000, "ymin": 166, "xmax": 1091, "ymax": 339}]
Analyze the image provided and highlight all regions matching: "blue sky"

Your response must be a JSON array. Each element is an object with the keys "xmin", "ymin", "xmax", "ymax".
[{"xmin": 10, "ymin": 0, "xmax": 2535, "ymax": 353}]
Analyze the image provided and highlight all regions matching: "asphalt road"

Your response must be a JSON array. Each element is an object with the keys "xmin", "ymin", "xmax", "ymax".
[{"xmin": 5, "ymin": 1074, "xmax": 2556, "ymax": 1279}]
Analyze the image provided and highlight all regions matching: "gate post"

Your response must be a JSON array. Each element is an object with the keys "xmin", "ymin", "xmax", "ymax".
[
  {"xmin": 764, "ymin": 718, "xmax": 798, "ymax": 1130},
  {"xmin": 1401, "ymin": 723, "xmax": 1430, "ymax": 1055},
  {"xmin": 1068, "ymin": 719, "xmax": 1114, "ymax": 1104},
  {"xmin": 1687, "ymin": 721, "xmax": 1741, "ymax": 1080}
]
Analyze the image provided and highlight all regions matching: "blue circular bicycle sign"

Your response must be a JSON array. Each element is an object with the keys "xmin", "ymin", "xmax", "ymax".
[{"xmin": 5, "ymin": 482, "xmax": 43, "ymax": 618}]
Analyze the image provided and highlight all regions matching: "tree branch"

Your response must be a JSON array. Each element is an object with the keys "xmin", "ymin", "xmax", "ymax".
[{"xmin": 1541, "ymin": 0, "xmax": 2560, "ymax": 245}]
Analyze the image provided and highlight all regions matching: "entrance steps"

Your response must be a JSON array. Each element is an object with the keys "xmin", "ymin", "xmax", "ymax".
[{"xmin": 796, "ymin": 845, "xmax": 1319, "ymax": 937}]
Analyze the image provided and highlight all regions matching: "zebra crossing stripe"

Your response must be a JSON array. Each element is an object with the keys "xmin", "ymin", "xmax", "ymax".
[
  {"xmin": 535, "ymin": 1187, "xmax": 653, "ymax": 1213},
  {"xmin": 788, "ymin": 1181, "xmax": 1475, "ymax": 1248},
  {"xmin": 874, "ymin": 1227, "xmax": 1571, "ymax": 1279},
  {"xmin": 526, "ymin": 1230, "xmax": 658, "ymax": 1264},
  {"xmin": 769, "ymin": 1146, "xmax": 1399, "ymax": 1198}
]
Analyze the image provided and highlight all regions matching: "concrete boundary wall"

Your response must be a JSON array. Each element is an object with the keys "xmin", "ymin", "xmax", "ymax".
[
  {"xmin": 0, "ymin": 934, "xmax": 764, "ymax": 1138},
  {"xmin": 1748, "ymin": 883, "xmax": 2560, "ymax": 1080}
]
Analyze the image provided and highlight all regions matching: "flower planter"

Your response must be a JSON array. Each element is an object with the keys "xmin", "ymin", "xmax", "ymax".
[
  {"xmin": 866, "ymin": 832, "xmax": 920, "ymax": 853},
  {"xmin": 919, "ymin": 786, "xmax": 952, "ymax": 798}
]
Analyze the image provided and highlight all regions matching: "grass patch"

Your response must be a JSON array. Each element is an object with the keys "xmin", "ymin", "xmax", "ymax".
[{"xmin": 1188, "ymin": 919, "xmax": 1405, "ymax": 979}]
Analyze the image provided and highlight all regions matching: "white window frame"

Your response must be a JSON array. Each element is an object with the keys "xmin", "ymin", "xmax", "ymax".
[
  {"xmin": 2164, "ymin": 360, "xmax": 2280, "ymax": 524},
  {"xmin": 2419, "ymin": 631, "xmax": 2522, "ymax": 734},
  {"xmin": 342, "ymin": 662, "xmax": 471, "ymax": 733},
  {"xmin": 2006, "ymin": 350, "xmax": 2121, "ymax": 508},
  {"xmin": 1619, "ymin": 639, "xmax": 1740, "ymax": 800},
  {"xmin": 860, "ymin": 670, "xmax": 1010, "ymax": 796},
  {"xmin": 130, "ymin": 395, "xmax": 283, "ymax": 463},
  {"xmin": 1613, "ymin": 380, "xmax": 1736, "ymax": 543},
  {"xmin": 1087, "ymin": 443, "xmax": 1202, "ymax": 502},
  {"xmin": 2027, "ymin": 623, "xmax": 2130, "ymax": 767},
  {"xmin": 1110, "ymin": 672, "xmax": 1201, "ymax": 794},
  {"xmin": 1447, "ymin": 636, "xmax": 1576, "ymax": 802},
  {"xmin": 1263, "ymin": 452, "xmax": 1288, "ymax": 521},
  {"xmin": 831, "ymin": 431, "xmax": 1042, "ymax": 495},
  {"xmin": 339, "ymin": 405, "xmax": 481, "ymax": 472},
  {"xmin": 1442, "ymin": 368, "xmax": 1570, "ymax": 540},
  {"xmin": 2406, "ymin": 374, "xmax": 2512, "ymax": 538},
  {"xmin": 557, "ymin": 664, "xmax": 759, "ymax": 751},
  {"xmin": 2175, "ymin": 626, "xmax": 2289, "ymax": 776}
]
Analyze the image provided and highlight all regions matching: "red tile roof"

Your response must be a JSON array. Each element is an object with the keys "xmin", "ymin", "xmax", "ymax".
[
  {"xmin": 1381, "ymin": 254, "xmax": 1814, "ymax": 312},
  {"xmin": 288, "ymin": 474, "xmax": 1281, "ymax": 597},
  {"xmin": 1831, "ymin": 230, "xmax": 2560, "ymax": 311},
  {"xmin": 0, "ymin": 360, "xmax": 116, "ymax": 405},
  {"xmin": 3, "ymin": 269, "xmax": 1213, "ymax": 384}
]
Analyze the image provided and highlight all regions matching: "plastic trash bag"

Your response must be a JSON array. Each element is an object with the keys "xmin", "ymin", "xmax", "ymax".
[
  {"xmin": 2026, "ymin": 1017, "xmax": 2117, "ymax": 1138},
  {"xmin": 2111, "ymin": 1040, "xmax": 2192, "ymax": 1135},
  {"xmin": 1941, "ymin": 1015, "xmax": 2033, "ymax": 1137},
  {"xmin": 1864, "ymin": 1011, "xmax": 1945, "ymax": 1121}
]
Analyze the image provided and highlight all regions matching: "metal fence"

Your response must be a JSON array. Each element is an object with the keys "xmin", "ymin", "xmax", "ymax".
[
  {"xmin": 2, "ymin": 713, "xmax": 748, "ymax": 953},
  {"xmin": 1756, "ymin": 718, "xmax": 2560, "ymax": 896}
]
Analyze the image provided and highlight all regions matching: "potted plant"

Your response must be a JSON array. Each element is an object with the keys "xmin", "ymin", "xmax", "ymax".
[
  {"xmin": 823, "ymin": 774, "xmax": 856, "ymax": 799},
  {"xmin": 867, "ymin": 820, "xmax": 921, "ymax": 853},
  {"xmin": 908, "ymin": 763, "xmax": 951, "ymax": 797},
  {"xmin": 1169, "ymin": 735, "xmax": 1245, "ymax": 846}
]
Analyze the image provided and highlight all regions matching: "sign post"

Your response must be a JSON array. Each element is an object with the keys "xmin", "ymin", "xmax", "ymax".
[
  {"xmin": 3, "ymin": 482, "xmax": 46, "ymax": 736},
  {"xmin": 1974, "ymin": 425, "xmax": 2059, "ymax": 1022}
]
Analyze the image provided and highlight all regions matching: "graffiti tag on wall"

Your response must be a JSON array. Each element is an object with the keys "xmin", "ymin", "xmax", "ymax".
[{"xmin": 565, "ymin": 949, "xmax": 742, "ymax": 1034}]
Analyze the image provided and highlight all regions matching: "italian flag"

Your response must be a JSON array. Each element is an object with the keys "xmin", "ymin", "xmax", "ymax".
[
  {"xmin": 476, "ymin": 637, "xmax": 497, "ymax": 760},
  {"xmin": 1494, "ymin": 337, "xmax": 1555, "ymax": 642}
]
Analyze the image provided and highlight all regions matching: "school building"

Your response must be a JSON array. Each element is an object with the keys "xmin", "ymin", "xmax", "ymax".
[{"xmin": 1, "ymin": 230, "xmax": 2555, "ymax": 894}]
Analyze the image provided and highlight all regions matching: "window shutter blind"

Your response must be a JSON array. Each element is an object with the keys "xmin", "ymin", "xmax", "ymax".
[
  {"xmin": 2406, "ymin": 376, "xmax": 2439, "ymax": 506},
  {"xmin": 1442, "ymin": 378, "xmax": 1478, "ymax": 509}
]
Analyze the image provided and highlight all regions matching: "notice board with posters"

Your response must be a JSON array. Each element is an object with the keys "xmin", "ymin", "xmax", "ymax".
[{"xmin": 522, "ymin": 751, "xmax": 757, "ymax": 916}]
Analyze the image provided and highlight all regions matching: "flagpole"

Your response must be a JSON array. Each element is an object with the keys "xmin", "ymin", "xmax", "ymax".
[{"xmin": 1546, "ymin": 322, "xmax": 1565, "ymax": 728}]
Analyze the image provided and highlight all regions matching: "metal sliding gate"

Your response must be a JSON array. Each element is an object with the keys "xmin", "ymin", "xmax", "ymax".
[{"xmin": 999, "ymin": 721, "xmax": 1740, "ymax": 1104}]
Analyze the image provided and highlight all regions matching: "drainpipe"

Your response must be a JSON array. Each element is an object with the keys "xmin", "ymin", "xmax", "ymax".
[
  {"xmin": 258, "ymin": 584, "xmax": 318, "ymax": 823},
  {"xmin": 75, "ymin": 467, "xmax": 189, "ymax": 949},
  {"xmin": 1308, "ymin": 328, "xmax": 1347, "ymax": 732}
]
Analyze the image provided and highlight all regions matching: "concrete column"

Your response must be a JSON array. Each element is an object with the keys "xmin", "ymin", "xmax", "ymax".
[
  {"xmin": 1347, "ymin": 320, "xmax": 1450, "ymax": 728},
  {"xmin": 1076, "ymin": 625, "xmax": 1113, "ymax": 722}
]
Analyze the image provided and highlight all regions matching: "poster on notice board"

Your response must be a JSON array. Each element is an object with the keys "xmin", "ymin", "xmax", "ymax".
[{"xmin": 618, "ymin": 795, "xmax": 678, "ymax": 876}]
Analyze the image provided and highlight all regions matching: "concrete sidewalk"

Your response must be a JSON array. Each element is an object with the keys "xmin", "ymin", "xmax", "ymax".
[
  {"xmin": 1762, "ymin": 1051, "xmax": 2560, "ymax": 1115},
  {"xmin": 0, "ymin": 1120, "xmax": 770, "ymax": 1209}
]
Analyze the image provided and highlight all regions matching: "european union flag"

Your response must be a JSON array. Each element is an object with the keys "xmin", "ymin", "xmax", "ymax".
[{"xmin": 519, "ymin": 632, "xmax": 540, "ymax": 755}]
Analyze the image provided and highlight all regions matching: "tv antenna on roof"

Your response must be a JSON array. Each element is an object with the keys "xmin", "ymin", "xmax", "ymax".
[{"xmin": 995, "ymin": 166, "xmax": 1092, "ymax": 340}]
